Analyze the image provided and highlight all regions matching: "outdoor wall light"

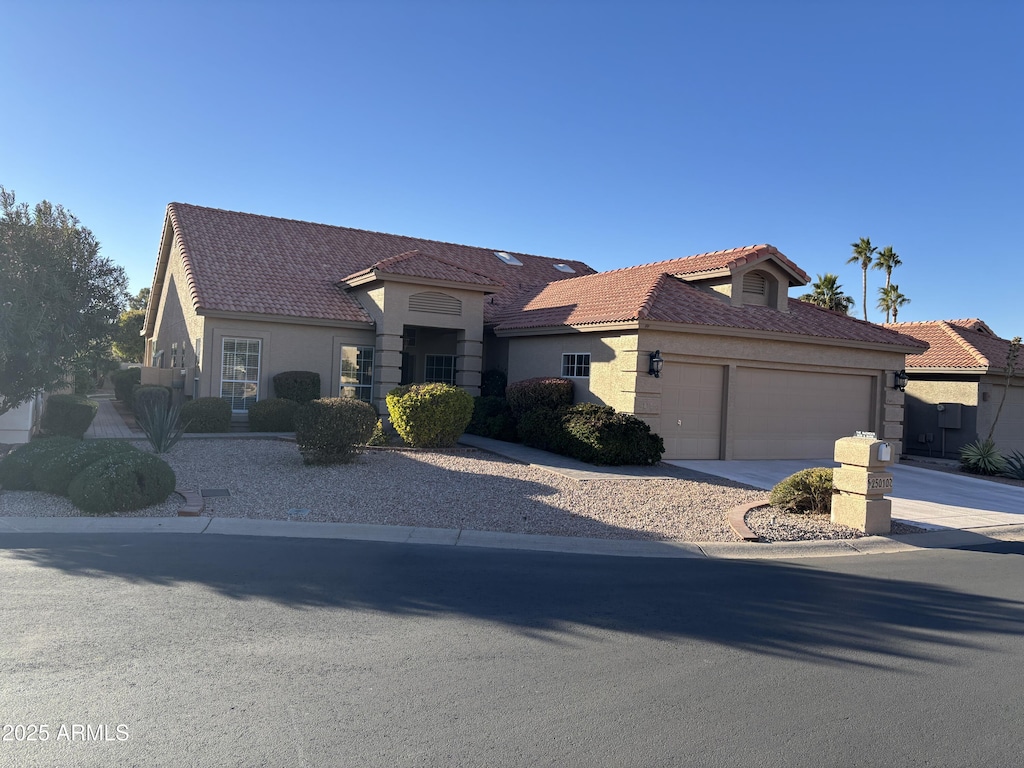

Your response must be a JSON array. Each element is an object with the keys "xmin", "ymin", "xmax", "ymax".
[
  {"xmin": 648, "ymin": 350, "xmax": 664, "ymax": 378},
  {"xmin": 893, "ymin": 369, "xmax": 909, "ymax": 392}
]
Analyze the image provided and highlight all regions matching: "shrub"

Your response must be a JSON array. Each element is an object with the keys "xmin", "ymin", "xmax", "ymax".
[
  {"xmin": 111, "ymin": 367, "xmax": 141, "ymax": 402},
  {"xmin": 561, "ymin": 405, "xmax": 664, "ymax": 466},
  {"xmin": 32, "ymin": 440, "xmax": 139, "ymax": 496},
  {"xmin": 769, "ymin": 468, "xmax": 835, "ymax": 514},
  {"xmin": 294, "ymin": 397, "xmax": 377, "ymax": 464},
  {"xmin": 181, "ymin": 397, "xmax": 231, "ymax": 433},
  {"xmin": 68, "ymin": 451, "xmax": 176, "ymax": 514},
  {"xmin": 516, "ymin": 407, "xmax": 569, "ymax": 452},
  {"xmin": 466, "ymin": 396, "xmax": 517, "ymax": 441},
  {"xmin": 39, "ymin": 394, "xmax": 99, "ymax": 439},
  {"xmin": 960, "ymin": 439, "xmax": 1006, "ymax": 476},
  {"xmin": 0, "ymin": 436, "xmax": 80, "ymax": 490},
  {"xmin": 248, "ymin": 398, "xmax": 300, "ymax": 432},
  {"xmin": 1002, "ymin": 450, "xmax": 1024, "ymax": 480},
  {"xmin": 132, "ymin": 385, "xmax": 171, "ymax": 419},
  {"xmin": 386, "ymin": 383, "xmax": 474, "ymax": 449},
  {"xmin": 137, "ymin": 401, "xmax": 186, "ymax": 453},
  {"xmin": 505, "ymin": 377, "xmax": 573, "ymax": 418},
  {"xmin": 480, "ymin": 369, "xmax": 508, "ymax": 398},
  {"xmin": 272, "ymin": 371, "xmax": 321, "ymax": 404},
  {"xmin": 367, "ymin": 418, "xmax": 389, "ymax": 446}
]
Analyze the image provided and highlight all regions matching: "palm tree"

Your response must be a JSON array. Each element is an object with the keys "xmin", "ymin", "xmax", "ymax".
[
  {"xmin": 847, "ymin": 237, "xmax": 877, "ymax": 321},
  {"xmin": 877, "ymin": 284, "xmax": 910, "ymax": 322},
  {"xmin": 800, "ymin": 273, "xmax": 856, "ymax": 314},
  {"xmin": 872, "ymin": 245, "xmax": 902, "ymax": 321}
]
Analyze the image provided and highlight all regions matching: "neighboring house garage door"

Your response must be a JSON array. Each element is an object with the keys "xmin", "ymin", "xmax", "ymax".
[
  {"xmin": 659, "ymin": 363, "xmax": 724, "ymax": 460},
  {"xmin": 732, "ymin": 368, "xmax": 873, "ymax": 459},
  {"xmin": 992, "ymin": 385, "xmax": 1024, "ymax": 453}
]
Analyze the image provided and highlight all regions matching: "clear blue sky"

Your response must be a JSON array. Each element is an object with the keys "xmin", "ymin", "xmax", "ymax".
[{"xmin": 3, "ymin": 1, "xmax": 1021, "ymax": 337}]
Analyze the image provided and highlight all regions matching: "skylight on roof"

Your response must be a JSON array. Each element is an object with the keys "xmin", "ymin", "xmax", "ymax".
[
  {"xmin": 494, "ymin": 251, "xmax": 523, "ymax": 266},
  {"xmin": 553, "ymin": 263, "xmax": 576, "ymax": 273}
]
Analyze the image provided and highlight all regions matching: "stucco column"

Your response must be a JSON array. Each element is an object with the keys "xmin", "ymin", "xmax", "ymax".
[
  {"xmin": 456, "ymin": 331, "xmax": 483, "ymax": 396},
  {"xmin": 882, "ymin": 387, "xmax": 906, "ymax": 460}
]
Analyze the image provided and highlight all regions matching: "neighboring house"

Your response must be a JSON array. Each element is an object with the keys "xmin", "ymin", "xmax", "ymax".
[
  {"xmin": 0, "ymin": 393, "xmax": 45, "ymax": 445},
  {"xmin": 885, "ymin": 319, "xmax": 1024, "ymax": 458},
  {"xmin": 143, "ymin": 204, "xmax": 924, "ymax": 460}
]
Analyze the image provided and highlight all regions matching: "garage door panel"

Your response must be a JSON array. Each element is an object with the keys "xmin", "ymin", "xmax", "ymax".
[
  {"xmin": 661, "ymin": 363, "xmax": 723, "ymax": 460},
  {"xmin": 734, "ymin": 368, "xmax": 873, "ymax": 460}
]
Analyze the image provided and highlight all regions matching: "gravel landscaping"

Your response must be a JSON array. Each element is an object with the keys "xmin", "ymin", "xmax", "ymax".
[{"xmin": 0, "ymin": 437, "xmax": 927, "ymax": 543}]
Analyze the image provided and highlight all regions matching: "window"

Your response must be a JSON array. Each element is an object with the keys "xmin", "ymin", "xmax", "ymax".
[
  {"xmin": 220, "ymin": 338, "xmax": 261, "ymax": 412},
  {"xmin": 561, "ymin": 353, "xmax": 591, "ymax": 378},
  {"xmin": 424, "ymin": 354, "xmax": 456, "ymax": 385},
  {"xmin": 170, "ymin": 342, "xmax": 178, "ymax": 369},
  {"xmin": 340, "ymin": 346, "xmax": 374, "ymax": 402}
]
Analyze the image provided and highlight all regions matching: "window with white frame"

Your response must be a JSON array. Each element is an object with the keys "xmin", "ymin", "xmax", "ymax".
[
  {"xmin": 561, "ymin": 352, "xmax": 591, "ymax": 378},
  {"xmin": 340, "ymin": 346, "xmax": 374, "ymax": 402},
  {"xmin": 220, "ymin": 338, "xmax": 261, "ymax": 412},
  {"xmin": 424, "ymin": 354, "xmax": 456, "ymax": 385}
]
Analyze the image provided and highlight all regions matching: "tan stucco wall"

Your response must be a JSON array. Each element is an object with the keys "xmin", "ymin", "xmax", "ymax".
[
  {"xmin": 147, "ymin": 238, "xmax": 206, "ymax": 386},
  {"xmin": 978, "ymin": 374, "xmax": 1024, "ymax": 453},
  {"xmin": 904, "ymin": 379, "xmax": 978, "ymax": 407},
  {"xmin": 506, "ymin": 333, "xmax": 640, "ymax": 412}
]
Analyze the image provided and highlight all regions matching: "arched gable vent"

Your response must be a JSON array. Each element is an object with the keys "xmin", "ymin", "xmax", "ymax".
[{"xmin": 409, "ymin": 291, "xmax": 462, "ymax": 316}]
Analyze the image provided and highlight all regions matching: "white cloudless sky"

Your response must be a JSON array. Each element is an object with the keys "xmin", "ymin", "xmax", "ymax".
[{"xmin": 2, "ymin": 0, "xmax": 1021, "ymax": 337}]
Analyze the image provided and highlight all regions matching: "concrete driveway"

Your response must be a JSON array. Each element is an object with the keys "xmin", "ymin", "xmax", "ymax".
[{"xmin": 666, "ymin": 459, "xmax": 1024, "ymax": 531}]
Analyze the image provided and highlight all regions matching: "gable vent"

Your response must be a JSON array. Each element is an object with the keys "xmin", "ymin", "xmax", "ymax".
[
  {"xmin": 409, "ymin": 291, "xmax": 462, "ymax": 316},
  {"xmin": 494, "ymin": 251, "xmax": 523, "ymax": 266},
  {"xmin": 742, "ymin": 273, "xmax": 767, "ymax": 295}
]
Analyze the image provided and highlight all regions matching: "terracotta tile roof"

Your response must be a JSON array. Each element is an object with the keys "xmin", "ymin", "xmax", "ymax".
[
  {"xmin": 164, "ymin": 203, "xmax": 593, "ymax": 323},
  {"xmin": 885, "ymin": 319, "xmax": 1020, "ymax": 371},
  {"xmin": 340, "ymin": 250, "xmax": 503, "ymax": 288},
  {"xmin": 495, "ymin": 250, "xmax": 924, "ymax": 349},
  {"xmin": 657, "ymin": 243, "xmax": 812, "ymax": 283}
]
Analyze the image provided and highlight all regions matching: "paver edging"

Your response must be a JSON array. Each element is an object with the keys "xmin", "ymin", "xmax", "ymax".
[
  {"xmin": 728, "ymin": 499, "xmax": 769, "ymax": 542},
  {"xmin": 176, "ymin": 489, "xmax": 204, "ymax": 517}
]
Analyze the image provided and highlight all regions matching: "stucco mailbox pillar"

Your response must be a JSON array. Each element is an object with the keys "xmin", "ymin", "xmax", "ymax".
[{"xmin": 831, "ymin": 435, "xmax": 894, "ymax": 534}]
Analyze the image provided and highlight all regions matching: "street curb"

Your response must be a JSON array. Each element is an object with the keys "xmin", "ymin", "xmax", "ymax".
[{"xmin": 1, "ymin": 515, "xmax": 1023, "ymax": 559}]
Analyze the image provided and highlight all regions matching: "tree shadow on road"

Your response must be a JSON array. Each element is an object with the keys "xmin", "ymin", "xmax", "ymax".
[{"xmin": 4, "ymin": 534, "xmax": 1024, "ymax": 669}]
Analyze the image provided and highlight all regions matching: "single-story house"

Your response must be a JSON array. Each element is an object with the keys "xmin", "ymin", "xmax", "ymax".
[
  {"xmin": 884, "ymin": 319, "xmax": 1024, "ymax": 458},
  {"xmin": 143, "ymin": 203, "xmax": 925, "ymax": 460}
]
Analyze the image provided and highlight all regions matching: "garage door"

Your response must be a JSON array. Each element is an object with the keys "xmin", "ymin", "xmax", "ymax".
[
  {"xmin": 992, "ymin": 384, "xmax": 1024, "ymax": 453},
  {"xmin": 659, "ymin": 363, "xmax": 723, "ymax": 459},
  {"xmin": 733, "ymin": 368, "xmax": 873, "ymax": 459}
]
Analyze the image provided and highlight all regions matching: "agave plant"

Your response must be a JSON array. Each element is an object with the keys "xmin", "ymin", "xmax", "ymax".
[
  {"xmin": 959, "ymin": 439, "xmax": 1006, "ymax": 476},
  {"xmin": 1002, "ymin": 450, "xmax": 1024, "ymax": 480},
  {"xmin": 136, "ymin": 400, "xmax": 188, "ymax": 454}
]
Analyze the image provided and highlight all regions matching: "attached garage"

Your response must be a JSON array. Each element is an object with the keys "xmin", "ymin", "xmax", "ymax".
[{"xmin": 731, "ymin": 368, "xmax": 874, "ymax": 459}]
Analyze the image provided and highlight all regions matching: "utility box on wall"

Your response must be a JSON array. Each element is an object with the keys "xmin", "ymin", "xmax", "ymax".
[{"xmin": 936, "ymin": 402, "xmax": 962, "ymax": 430}]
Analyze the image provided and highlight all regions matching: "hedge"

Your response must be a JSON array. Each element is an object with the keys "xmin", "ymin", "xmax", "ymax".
[
  {"xmin": 132, "ymin": 385, "xmax": 171, "ymax": 418},
  {"xmin": 505, "ymin": 377, "xmax": 573, "ymax": 418},
  {"xmin": 111, "ymin": 367, "xmax": 141, "ymax": 403},
  {"xmin": 272, "ymin": 371, "xmax": 321, "ymax": 404},
  {"xmin": 68, "ymin": 451, "xmax": 177, "ymax": 514},
  {"xmin": 386, "ymin": 383, "xmax": 474, "ymax": 449},
  {"xmin": 33, "ymin": 440, "xmax": 139, "ymax": 496},
  {"xmin": 0, "ymin": 437, "xmax": 81, "ymax": 490},
  {"xmin": 248, "ymin": 398, "xmax": 299, "ymax": 432},
  {"xmin": 181, "ymin": 397, "xmax": 232, "ymax": 433},
  {"xmin": 39, "ymin": 395, "xmax": 99, "ymax": 439},
  {"xmin": 465, "ymin": 396, "xmax": 517, "ymax": 441},
  {"xmin": 294, "ymin": 397, "xmax": 377, "ymax": 464},
  {"xmin": 561, "ymin": 405, "xmax": 664, "ymax": 466}
]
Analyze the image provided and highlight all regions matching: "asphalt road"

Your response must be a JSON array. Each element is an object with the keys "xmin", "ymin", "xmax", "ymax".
[{"xmin": 2, "ymin": 533, "xmax": 1023, "ymax": 768}]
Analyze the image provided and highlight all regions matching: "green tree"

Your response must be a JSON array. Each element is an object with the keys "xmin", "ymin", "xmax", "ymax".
[
  {"xmin": 127, "ymin": 287, "xmax": 150, "ymax": 311},
  {"xmin": 112, "ymin": 309, "xmax": 146, "ymax": 362},
  {"xmin": 877, "ymin": 283, "xmax": 910, "ymax": 323},
  {"xmin": 799, "ymin": 273, "xmax": 856, "ymax": 314},
  {"xmin": 846, "ymin": 237, "xmax": 877, "ymax": 321},
  {"xmin": 0, "ymin": 187, "xmax": 127, "ymax": 415},
  {"xmin": 871, "ymin": 245, "xmax": 902, "ymax": 321}
]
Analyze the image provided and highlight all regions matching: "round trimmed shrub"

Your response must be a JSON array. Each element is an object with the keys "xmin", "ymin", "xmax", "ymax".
[
  {"xmin": 111, "ymin": 367, "xmax": 141, "ymax": 402},
  {"xmin": 516, "ymin": 407, "xmax": 569, "ymax": 452},
  {"xmin": 386, "ymin": 383, "xmax": 474, "ymax": 449},
  {"xmin": 0, "ymin": 437, "xmax": 80, "ymax": 490},
  {"xmin": 272, "ymin": 371, "xmax": 321, "ymax": 404},
  {"xmin": 181, "ymin": 397, "xmax": 232, "ymax": 432},
  {"xmin": 769, "ymin": 468, "xmax": 835, "ymax": 514},
  {"xmin": 294, "ymin": 397, "xmax": 377, "ymax": 464},
  {"xmin": 40, "ymin": 394, "xmax": 99, "ymax": 439},
  {"xmin": 561, "ymin": 406, "xmax": 664, "ymax": 466},
  {"xmin": 505, "ymin": 377, "xmax": 573, "ymax": 419},
  {"xmin": 248, "ymin": 398, "xmax": 300, "ymax": 432},
  {"xmin": 466, "ymin": 396, "xmax": 517, "ymax": 441},
  {"xmin": 33, "ymin": 439, "xmax": 139, "ymax": 496},
  {"xmin": 132, "ymin": 385, "xmax": 171, "ymax": 419},
  {"xmin": 67, "ymin": 451, "xmax": 177, "ymax": 514}
]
